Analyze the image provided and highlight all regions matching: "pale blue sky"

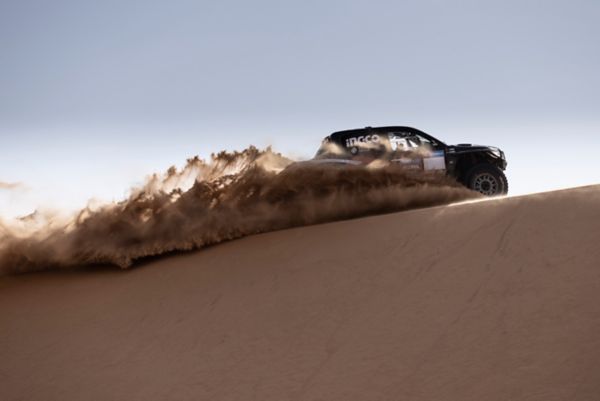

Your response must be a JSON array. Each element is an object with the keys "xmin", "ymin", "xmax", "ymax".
[{"xmin": 1, "ymin": 0, "xmax": 599, "ymax": 217}]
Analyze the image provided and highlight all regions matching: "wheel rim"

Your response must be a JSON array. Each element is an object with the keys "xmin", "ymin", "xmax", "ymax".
[{"xmin": 473, "ymin": 173, "xmax": 499, "ymax": 195}]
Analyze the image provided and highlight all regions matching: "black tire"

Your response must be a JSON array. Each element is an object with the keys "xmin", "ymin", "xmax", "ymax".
[{"xmin": 465, "ymin": 164, "xmax": 508, "ymax": 196}]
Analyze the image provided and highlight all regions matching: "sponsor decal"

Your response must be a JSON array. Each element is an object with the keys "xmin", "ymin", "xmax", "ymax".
[{"xmin": 345, "ymin": 134, "xmax": 381, "ymax": 148}]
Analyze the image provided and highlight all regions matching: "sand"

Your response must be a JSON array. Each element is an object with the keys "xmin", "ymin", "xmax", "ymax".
[{"xmin": 1, "ymin": 185, "xmax": 600, "ymax": 400}]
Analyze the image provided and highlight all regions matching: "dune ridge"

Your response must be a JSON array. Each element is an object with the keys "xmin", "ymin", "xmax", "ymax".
[{"xmin": 1, "ymin": 185, "xmax": 599, "ymax": 400}]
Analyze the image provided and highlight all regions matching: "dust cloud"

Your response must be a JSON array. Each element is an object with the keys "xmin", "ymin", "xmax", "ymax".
[
  {"xmin": 0, "ymin": 147, "xmax": 479, "ymax": 274},
  {"xmin": 0, "ymin": 181, "xmax": 24, "ymax": 191}
]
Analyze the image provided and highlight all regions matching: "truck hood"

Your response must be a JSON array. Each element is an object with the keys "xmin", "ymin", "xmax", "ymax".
[
  {"xmin": 447, "ymin": 144, "xmax": 507, "ymax": 168},
  {"xmin": 447, "ymin": 144, "xmax": 498, "ymax": 153},
  {"xmin": 447, "ymin": 143, "xmax": 504, "ymax": 157}
]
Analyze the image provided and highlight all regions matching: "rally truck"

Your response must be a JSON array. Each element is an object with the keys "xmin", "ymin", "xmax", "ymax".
[{"xmin": 312, "ymin": 126, "xmax": 508, "ymax": 196}]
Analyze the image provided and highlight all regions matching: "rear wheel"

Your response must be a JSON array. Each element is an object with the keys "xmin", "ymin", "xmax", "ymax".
[{"xmin": 465, "ymin": 164, "xmax": 508, "ymax": 196}]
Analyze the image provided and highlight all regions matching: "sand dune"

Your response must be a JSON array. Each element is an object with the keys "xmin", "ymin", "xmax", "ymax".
[{"xmin": 1, "ymin": 185, "xmax": 600, "ymax": 400}]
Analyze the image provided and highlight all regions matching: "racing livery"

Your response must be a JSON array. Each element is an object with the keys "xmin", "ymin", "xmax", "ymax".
[{"xmin": 313, "ymin": 126, "xmax": 508, "ymax": 196}]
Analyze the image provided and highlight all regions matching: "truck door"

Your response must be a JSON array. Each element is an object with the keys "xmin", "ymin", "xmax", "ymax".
[{"xmin": 389, "ymin": 133, "xmax": 446, "ymax": 171}]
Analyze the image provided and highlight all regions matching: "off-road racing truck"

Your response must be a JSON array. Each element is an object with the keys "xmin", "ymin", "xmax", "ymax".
[{"xmin": 312, "ymin": 126, "xmax": 508, "ymax": 196}]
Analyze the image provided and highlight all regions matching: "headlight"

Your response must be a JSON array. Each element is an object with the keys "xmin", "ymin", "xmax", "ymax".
[{"xmin": 489, "ymin": 148, "xmax": 503, "ymax": 159}]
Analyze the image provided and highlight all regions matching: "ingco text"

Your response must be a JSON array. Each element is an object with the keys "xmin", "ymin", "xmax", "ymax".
[{"xmin": 345, "ymin": 134, "xmax": 381, "ymax": 148}]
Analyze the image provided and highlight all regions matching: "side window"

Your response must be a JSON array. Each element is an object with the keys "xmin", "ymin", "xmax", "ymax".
[
  {"xmin": 407, "ymin": 137, "xmax": 422, "ymax": 147},
  {"xmin": 415, "ymin": 134, "xmax": 440, "ymax": 149},
  {"xmin": 388, "ymin": 132, "xmax": 438, "ymax": 151},
  {"xmin": 388, "ymin": 133, "xmax": 420, "ymax": 151},
  {"xmin": 389, "ymin": 134, "xmax": 406, "ymax": 150}
]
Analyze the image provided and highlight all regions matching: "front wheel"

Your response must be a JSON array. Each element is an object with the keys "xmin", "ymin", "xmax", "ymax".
[{"xmin": 465, "ymin": 164, "xmax": 508, "ymax": 196}]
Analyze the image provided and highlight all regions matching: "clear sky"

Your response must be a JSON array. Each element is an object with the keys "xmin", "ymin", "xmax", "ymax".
[{"xmin": 1, "ymin": 0, "xmax": 599, "ymax": 218}]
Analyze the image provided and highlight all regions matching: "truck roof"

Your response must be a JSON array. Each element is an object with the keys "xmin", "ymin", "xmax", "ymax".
[{"xmin": 328, "ymin": 126, "xmax": 436, "ymax": 144}]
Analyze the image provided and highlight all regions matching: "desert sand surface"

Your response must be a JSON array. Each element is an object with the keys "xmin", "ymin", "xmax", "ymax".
[{"xmin": 1, "ymin": 185, "xmax": 600, "ymax": 401}]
